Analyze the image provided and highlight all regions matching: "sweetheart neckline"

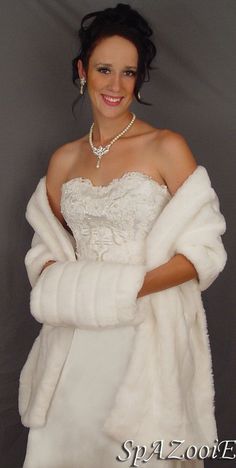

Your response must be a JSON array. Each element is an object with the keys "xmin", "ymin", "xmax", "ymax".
[{"xmin": 61, "ymin": 170, "xmax": 170, "ymax": 194}]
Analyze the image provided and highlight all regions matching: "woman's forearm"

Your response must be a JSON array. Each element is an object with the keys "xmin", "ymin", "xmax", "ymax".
[
  {"xmin": 137, "ymin": 254, "xmax": 199, "ymax": 298},
  {"xmin": 40, "ymin": 260, "xmax": 56, "ymax": 275}
]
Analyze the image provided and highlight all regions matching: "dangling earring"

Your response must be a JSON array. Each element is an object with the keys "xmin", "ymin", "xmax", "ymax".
[
  {"xmin": 80, "ymin": 77, "xmax": 86, "ymax": 95},
  {"xmin": 138, "ymin": 90, "xmax": 141, "ymax": 100}
]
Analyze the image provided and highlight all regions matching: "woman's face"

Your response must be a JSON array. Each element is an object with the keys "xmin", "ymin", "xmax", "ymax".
[{"xmin": 78, "ymin": 35, "xmax": 138, "ymax": 118}]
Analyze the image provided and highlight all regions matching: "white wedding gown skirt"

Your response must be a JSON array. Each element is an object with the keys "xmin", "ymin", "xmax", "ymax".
[{"xmin": 23, "ymin": 172, "xmax": 204, "ymax": 468}]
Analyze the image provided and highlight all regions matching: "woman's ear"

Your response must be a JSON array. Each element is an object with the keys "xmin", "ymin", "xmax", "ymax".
[{"xmin": 77, "ymin": 59, "xmax": 86, "ymax": 81}]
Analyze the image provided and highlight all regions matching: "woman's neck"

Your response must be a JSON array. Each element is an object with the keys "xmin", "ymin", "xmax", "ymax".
[{"xmin": 91, "ymin": 111, "xmax": 134, "ymax": 146}]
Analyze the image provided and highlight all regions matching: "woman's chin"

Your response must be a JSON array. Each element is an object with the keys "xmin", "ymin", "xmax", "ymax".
[
  {"xmin": 96, "ymin": 105, "xmax": 128, "ymax": 118},
  {"xmin": 95, "ymin": 99, "xmax": 134, "ymax": 118}
]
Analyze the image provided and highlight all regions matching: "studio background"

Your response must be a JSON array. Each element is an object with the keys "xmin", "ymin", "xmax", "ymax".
[{"xmin": 0, "ymin": 1, "xmax": 235, "ymax": 467}]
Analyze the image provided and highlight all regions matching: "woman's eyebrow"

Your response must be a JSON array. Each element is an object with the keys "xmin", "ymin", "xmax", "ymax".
[
  {"xmin": 95, "ymin": 62, "xmax": 112, "ymax": 67},
  {"xmin": 95, "ymin": 62, "xmax": 137, "ymax": 69}
]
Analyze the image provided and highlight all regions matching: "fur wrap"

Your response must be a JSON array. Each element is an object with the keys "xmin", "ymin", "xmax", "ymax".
[{"xmin": 18, "ymin": 165, "xmax": 227, "ymax": 458}]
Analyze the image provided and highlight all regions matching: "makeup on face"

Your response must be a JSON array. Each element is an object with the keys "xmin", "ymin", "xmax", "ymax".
[{"xmin": 84, "ymin": 36, "xmax": 139, "ymax": 113}]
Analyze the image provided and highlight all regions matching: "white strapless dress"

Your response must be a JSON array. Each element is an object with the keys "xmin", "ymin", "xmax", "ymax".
[{"xmin": 23, "ymin": 172, "xmax": 204, "ymax": 468}]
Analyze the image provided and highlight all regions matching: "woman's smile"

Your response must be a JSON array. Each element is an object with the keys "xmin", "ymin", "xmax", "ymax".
[{"xmin": 101, "ymin": 94, "xmax": 124, "ymax": 106}]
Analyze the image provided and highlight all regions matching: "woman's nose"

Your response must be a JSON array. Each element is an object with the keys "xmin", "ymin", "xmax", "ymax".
[{"xmin": 107, "ymin": 73, "xmax": 122, "ymax": 93}]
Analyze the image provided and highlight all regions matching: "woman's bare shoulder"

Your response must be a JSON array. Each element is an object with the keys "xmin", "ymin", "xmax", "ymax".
[
  {"xmin": 155, "ymin": 128, "xmax": 197, "ymax": 168},
  {"xmin": 133, "ymin": 118, "xmax": 163, "ymax": 138},
  {"xmin": 45, "ymin": 137, "xmax": 83, "ymax": 230},
  {"xmin": 47, "ymin": 138, "xmax": 83, "ymax": 174},
  {"xmin": 152, "ymin": 129, "xmax": 198, "ymax": 195},
  {"xmin": 133, "ymin": 119, "xmax": 174, "ymax": 145}
]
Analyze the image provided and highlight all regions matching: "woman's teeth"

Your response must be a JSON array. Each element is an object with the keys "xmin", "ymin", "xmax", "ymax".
[{"xmin": 101, "ymin": 94, "xmax": 123, "ymax": 106}]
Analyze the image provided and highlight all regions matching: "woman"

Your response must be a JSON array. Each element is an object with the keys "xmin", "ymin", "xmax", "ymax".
[{"xmin": 21, "ymin": 4, "xmax": 226, "ymax": 468}]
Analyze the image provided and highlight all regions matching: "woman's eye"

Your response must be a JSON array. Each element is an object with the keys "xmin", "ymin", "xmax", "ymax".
[
  {"xmin": 124, "ymin": 70, "xmax": 136, "ymax": 77},
  {"xmin": 96, "ymin": 68, "xmax": 136, "ymax": 77},
  {"xmin": 97, "ymin": 67, "xmax": 110, "ymax": 74}
]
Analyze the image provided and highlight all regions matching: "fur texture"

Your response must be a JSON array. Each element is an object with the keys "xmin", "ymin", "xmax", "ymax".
[
  {"xmin": 30, "ymin": 259, "xmax": 146, "ymax": 328},
  {"xmin": 19, "ymin": 165, "xmax": 227, "ymax": 458}
]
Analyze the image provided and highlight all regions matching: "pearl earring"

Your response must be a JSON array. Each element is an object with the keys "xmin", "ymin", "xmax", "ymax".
[
  {"xmin": 80, "ymin": 77, "xmax": 86, "ymax": 95},
  {"xmin": 138, "ymin": 90, "xmax": 141, "ymax": 99}
]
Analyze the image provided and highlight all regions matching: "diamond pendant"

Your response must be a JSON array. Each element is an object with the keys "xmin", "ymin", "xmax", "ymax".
[
  {"xmin": 89, "ymin": 112, "xmax": 136, "ymax": 169},
  {"xmin": 93, "ymin": 145, "xmax": 110, "ymax": 157}
]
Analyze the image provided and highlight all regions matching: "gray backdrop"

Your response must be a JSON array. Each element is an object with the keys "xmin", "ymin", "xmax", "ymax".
[{"xmin": 0, "ymin": 1, "xmax": 235, "ymax": 467}]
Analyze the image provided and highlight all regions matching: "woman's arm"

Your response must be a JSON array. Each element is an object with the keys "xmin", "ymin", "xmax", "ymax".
[
  {"xmin": 137, "ymin": 254, "xmax": 198, "ymax": 298},
  {"xmin": 40, "ymin": 260, "xmax": 56, "ymax": 275},
  {"xmin": 137, "ymin": 130, "xmax": 199, "ymax": 298},
  {"xmin": 38, "ymin": 143, "xmax": 76, "ymax": 278}
]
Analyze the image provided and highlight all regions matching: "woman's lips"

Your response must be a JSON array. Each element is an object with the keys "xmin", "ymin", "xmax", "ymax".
[{"xmin": 101, "ymin": 94, "xmax": 124, "ymax": 106}]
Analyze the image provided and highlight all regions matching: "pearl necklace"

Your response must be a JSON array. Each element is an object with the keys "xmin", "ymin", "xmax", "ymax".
[{"xmin": 89, "ymin": 112, "xmax": 136, "ymax": 168}]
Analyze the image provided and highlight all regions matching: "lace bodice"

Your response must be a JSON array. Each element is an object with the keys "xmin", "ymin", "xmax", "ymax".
[{"xmin": 60, "ymin": 171, "xmax": 171, "ymax": 264}]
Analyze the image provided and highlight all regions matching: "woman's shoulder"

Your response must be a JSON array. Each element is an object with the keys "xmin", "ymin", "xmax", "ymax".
[
  {"xmin": 134, "ymin": 118, "xmax": 183, "ymax": 144},
  {"xmin": 151, "ymin": 127, "xmax": 197, "ymax": 168},
  {"xmin": 136, "ymin": 118, "xmax": 196, "ymax": 162},
  {"xmin": 135, "ymin": 119, "xmax": 193, "ymax": 161},
  {"xmin": 48, "ymin": 137, "xmax": 83, "ymax": 166},
  {"xmin": 149, "ymin": 127, "xmax": 198, "ymax": 195},
  {"xmin": 46, "ymin": 136, "xmax": 88, "ymax": 182},
  {"xmin": 45, "ymin": 138, "xmax": 84, "ymax": 230}
]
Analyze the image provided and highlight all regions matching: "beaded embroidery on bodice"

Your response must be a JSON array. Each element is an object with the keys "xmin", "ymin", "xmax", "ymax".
[{"xmin": 60, "ymin": 171, "xmax": 171, "ymax": 264}]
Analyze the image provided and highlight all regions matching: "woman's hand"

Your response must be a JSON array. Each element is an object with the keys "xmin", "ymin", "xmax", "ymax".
[
  {"xmin": 40, "ymin": 260, "xmax": 56, "ymax": 275},
  {"xmin": 136, "ymin": 254, "xmax": 198, "ymax": 298}
]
